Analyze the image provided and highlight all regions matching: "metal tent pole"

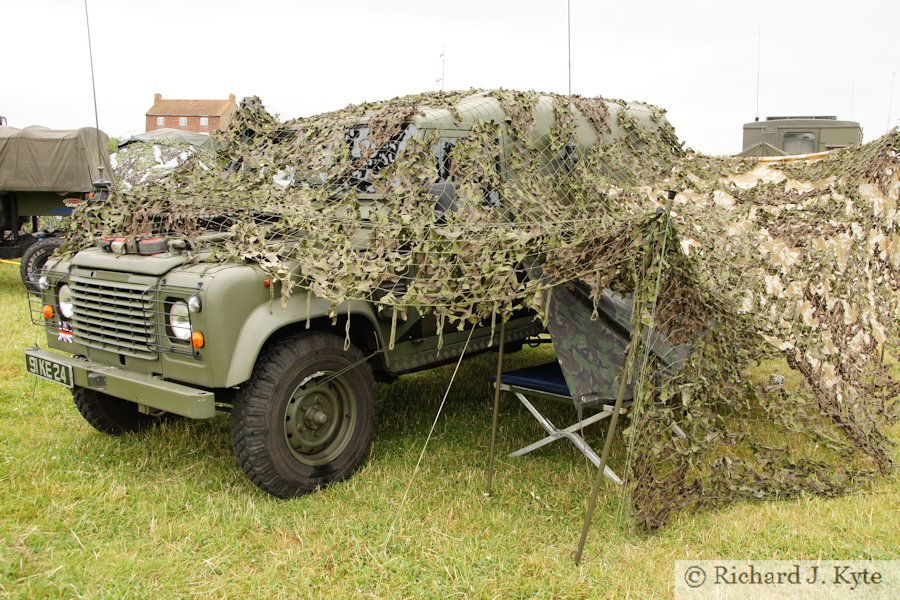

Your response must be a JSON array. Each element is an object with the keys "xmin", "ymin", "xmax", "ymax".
[
  {"xmin": 573, "ymin": 351, "xmax": 633, "ymax": 564},
  {"xmin": 485, "ymin": 319, "xmax": 507, "ymax": 495},
  {"xmin": 573, "ymin": 190, "xmax": 675, "ymax": 564}
]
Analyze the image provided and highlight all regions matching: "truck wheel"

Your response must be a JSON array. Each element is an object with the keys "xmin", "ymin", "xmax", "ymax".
[
  {"xmin": 21, "ymin": 237, "xmax": 64, "ymax": 293},
  {"xmin": 73, "ymin": 387, "xmax": 161, "ymax": 435},
  {"xmin": 231, "ymin": 332, "xmax": 377, "ymax": 498}
]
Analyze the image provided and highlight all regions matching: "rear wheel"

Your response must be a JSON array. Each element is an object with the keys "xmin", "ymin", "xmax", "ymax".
[
  {"xmin": 73, "ymin": 387, "xmax": 164, "ymax": 435},
  {"xmin": 21, "ymin": 236, "xmax": 64, "ymax": 292},
  {"xmin": 231, "ymin": 332, "xmax": 377, "ymax": 498}
]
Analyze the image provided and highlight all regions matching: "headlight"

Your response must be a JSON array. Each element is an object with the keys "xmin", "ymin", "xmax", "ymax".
[
  {"xmin": 38, "ymin": 276, "xmax": 50, "ymax": 291},
  {"xmin": 188, "ymin": 295, "xmax": 202, "ymax": 313},
  {"xmin": 168, "ymin": 301, "xmax": 192, "ymax": 341},
  {"xmin": 57, "ymin": 284, "xmax": 74, "ymax": 319}
]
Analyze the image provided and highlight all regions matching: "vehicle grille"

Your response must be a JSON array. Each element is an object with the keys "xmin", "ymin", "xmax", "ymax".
[{"xmin": 70, "ymin": 276, "xmax": 158, "ymax": 358}]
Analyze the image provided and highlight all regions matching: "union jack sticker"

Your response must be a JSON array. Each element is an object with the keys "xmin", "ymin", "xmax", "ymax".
[{"xmin": 58, "ymin": 322, "xmax": 74, "ymax": 343}]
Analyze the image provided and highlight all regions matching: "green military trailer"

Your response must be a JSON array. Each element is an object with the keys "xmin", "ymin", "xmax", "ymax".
[
  {"xmin": 25, "ymin": 91, "xmax": 673, "ymax": 498},
  {"xmin": 0, "ymin": 125, "xmax": 113, "ymax": 289}
]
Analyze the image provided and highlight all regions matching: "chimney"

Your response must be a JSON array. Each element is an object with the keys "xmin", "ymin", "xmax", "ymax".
[
  {"xmin": 154, "ymin": 92, "xmax": 162, "ymax": 104},
  {"xmin": 228, "ymin": 93, "xmax": 236, "ymax": 104}
]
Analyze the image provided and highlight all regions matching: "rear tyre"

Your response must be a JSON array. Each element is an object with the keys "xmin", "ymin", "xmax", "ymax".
[
  {"xmin": 21, "ymin": 236, "xmax": 64, "ymax": 292},
  {"xmin": 73, "ymin": 387, "xmax": 162, "ymax": 435},
  {"xmin": 231, "ymin": 332, "xmax": 378, "ymax": 498}
]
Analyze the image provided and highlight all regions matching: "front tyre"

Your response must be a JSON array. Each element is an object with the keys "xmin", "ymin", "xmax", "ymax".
[
  {"xmin": 231, "ymin": 332, "xmax": 377, "ymax": 498},
  {"xmin": 73, "ymin": 387, "xmax": 163, "ymax": 435}
]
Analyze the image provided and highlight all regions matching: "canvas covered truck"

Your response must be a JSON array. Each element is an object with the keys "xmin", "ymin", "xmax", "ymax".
[
  {"xmin": 0, "ymin": 125, "xmax": 113, "ymax": 289},
  {"xmin": 24, "ymin": 91, "xmax": 675, "ymax": 497}
]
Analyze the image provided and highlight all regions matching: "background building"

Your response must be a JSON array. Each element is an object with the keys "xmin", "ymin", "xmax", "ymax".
[{"xmin": 145, "ymin": 93, "xmax": 237, "ymax": 133}]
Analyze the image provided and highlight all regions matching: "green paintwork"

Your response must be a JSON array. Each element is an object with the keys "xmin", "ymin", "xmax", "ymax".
[
  {"xmin": 741, "ymin": 116, "xmax": 862, "ymax": 155},
  {"xmin": 71, "ymin": 247, "xmax": 190, "ymax": 276},
  {"xmin": 24, "ymin": 347, "xmax": 216, "ymax": 418},
  {"xmin": 34, "ymin": 248, "xmax": 542, "ymax": 411},
  {"xmin": 283, "ymin": 371, "xmax": 358, "ymax": 466},
  {"xmin": 221, "ymin": 288, "xmax": 383, "ymax": 387},
  {"xmin": 28, "ymin": 94, "xmax": 644, "ymax": 414}
]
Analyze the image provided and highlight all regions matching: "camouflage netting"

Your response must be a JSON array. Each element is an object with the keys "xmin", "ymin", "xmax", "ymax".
[
  {"xmin": 66, "ymin": 90, "xmax": 898, "ymax": 528},
  {"xmin": 110, "ymin": 140, "xmax": 203, "ymax": 191}
]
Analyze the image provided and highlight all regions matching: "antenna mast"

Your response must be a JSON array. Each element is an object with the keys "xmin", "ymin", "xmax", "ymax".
[
  {"xmin": 567, "ymin": 0, "xmax": 572, "ymax": 98},
  {"xmin": 83, "ymin": 0, "xmax": 108, "ymax": 186},
  {"xmin": 888, "ymin": 72, "xmax": 896, "ymax": 134},
  {"xmin": 754, "ymin": 0, "xmax": 762, "ymax": 121}
]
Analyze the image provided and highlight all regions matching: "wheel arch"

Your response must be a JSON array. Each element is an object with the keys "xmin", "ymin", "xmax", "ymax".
[{"xmin": 222, "ymin": 294, "xmax": 385, "ymax": 387}]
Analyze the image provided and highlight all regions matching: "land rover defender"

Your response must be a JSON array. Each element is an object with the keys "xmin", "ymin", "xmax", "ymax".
[{"xmin": 25, "ymin": 92, "xmax": 668, "ymax": 497}]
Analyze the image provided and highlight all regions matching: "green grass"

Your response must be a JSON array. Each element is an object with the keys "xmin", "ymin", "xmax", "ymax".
[{"xmin": 0, "ymin": 263, "xmax": 897, "ymax": 598}]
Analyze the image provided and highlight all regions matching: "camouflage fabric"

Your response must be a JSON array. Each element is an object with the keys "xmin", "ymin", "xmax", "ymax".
[
  {"xmin": 110, "ymin": 140, "xmax": 201, "ymax": 191},
  {"xmin": 544, "ymin": 279, "xmax": 696, "ymax": 405},
  {"xmin": 544, "ymin": 281, "xmax": 632, "ymax": 404}
]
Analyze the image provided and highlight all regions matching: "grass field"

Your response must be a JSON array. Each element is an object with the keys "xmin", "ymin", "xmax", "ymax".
[{"xmin": 0, "ymin": 263, "xmax": 897, "ymax": 598}]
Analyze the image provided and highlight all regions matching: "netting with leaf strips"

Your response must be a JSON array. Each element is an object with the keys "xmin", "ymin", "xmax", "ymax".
[{"xmin": 64, "ymin": 90, "xmax": 898, "ymax": 529}]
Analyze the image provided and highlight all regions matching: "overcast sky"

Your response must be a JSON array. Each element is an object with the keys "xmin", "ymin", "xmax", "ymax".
[{"xmin": 3, "ymin": 0, "xmax": 897, "ymax": 155}]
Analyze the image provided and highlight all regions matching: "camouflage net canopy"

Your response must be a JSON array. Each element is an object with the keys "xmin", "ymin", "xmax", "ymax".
[
  {"xmin": 110, "ymin": 139, "xmax": 207, "ymax": 191},
  {"xmin": 67, "ymin": 90, "xmax": 898, "ymax": 529}
]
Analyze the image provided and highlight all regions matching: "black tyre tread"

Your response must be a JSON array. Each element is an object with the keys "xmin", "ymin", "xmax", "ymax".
[
  {"xmin": 230, "ymin": 332, "xmax": 378, "ymax": 498},
  {"xmin": 73, "ymin": 387, "xmax": 158, "ymax": 435},
  {"xmin": 20, "ymin": 237, "xmax": 64, "ymax": 292}
]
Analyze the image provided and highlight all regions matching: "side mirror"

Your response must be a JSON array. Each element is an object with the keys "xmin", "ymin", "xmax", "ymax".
[{"xmin": 89, "ymin": 178, "xmax": 112, "ymax": 202}]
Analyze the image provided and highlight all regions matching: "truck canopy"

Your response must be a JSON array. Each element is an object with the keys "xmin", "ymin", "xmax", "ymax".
[{"xmin": 0, "ymin": 125, "xmax": 112, "ymax": 193}]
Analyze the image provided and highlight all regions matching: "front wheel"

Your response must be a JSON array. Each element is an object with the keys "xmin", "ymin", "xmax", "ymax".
[
  {"xmin": 73, "ymin": 387, "xmax": 166, "ymax": 435},
  {"xmin": 231, "ymin": 332, "xmax": 378, "ymax": 498}
]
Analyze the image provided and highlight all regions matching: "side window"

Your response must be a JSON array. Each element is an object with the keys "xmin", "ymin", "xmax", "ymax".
[
  {"xmin": 560, "ymin": 141, "xmax": 580, "ymax": 173},
  {"xmin": 343, "ymin": 124, "xmax": 416, "ymax": 192},
  {"xmin": 428, "ymin": 128, "xmax": 502, "ymax": 214},
  {"xmin": 434, "ymin": 137, "xmax": 458, "ymax": 181},
  {"xmin": 782, "ymin": 132, "xmax": 816, "ymax": 154},
  {"xmin": 483, "ymin": 155, "xmax": 502, "ymax": 208},
  {"xmin": 546, "ymin": 141, "xmax": 579, "ymax": 177}
]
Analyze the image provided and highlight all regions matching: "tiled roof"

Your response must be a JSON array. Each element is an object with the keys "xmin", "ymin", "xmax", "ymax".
[{"xmin": 147, "ymin": 96, "xmax": 236, "ymax": 117}]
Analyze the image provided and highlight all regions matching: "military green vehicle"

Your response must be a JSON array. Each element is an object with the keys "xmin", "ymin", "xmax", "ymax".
[
  {"xmin": 740, "ymin": 115, "xmax": 862, "ymax": 156},
  {"xmin": 25, "ymin": 92, "xmax": 669, "ymax": 497},
  {"xmin": 0, "ymin": 125, "xmax": 112, "ymax": 289}
]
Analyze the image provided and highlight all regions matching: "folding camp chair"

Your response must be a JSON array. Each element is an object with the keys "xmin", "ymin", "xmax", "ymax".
[
  {"xmin": 485, "ymin": 278, "xmax": 692, "ymax": 495},
  {"xmin": 494, "ymin": 361, "xmax": 629, "ymax": 484}
]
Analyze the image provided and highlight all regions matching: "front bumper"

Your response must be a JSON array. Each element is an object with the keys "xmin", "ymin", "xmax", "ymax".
[{"xmin": 25, "ymin": 347, "xmax": 217, "ymax": 419}]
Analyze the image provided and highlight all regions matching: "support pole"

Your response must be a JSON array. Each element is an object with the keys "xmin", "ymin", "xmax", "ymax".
[
  {"xmin": 485, "ymin": 319, "xmax": 507, "ymax": 496},
  {"xmin": 572, "ymin": 349, "xmax": 633, "ymax": 564},
  {"xmin": 574, "ymin": 190, "xmax": 675, "ymax": 564}
]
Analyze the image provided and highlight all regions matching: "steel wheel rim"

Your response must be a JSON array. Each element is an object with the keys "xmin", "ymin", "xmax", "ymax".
[{"xmin": 283, "ymin": 370, "xmax": 357, "ymax": 466}]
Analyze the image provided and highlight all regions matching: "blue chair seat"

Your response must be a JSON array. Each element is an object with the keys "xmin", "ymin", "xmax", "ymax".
[
  {"xmin": 491, "ymin": 360, "xmax": 624, "ymax": 485},
  {"xmin": 495, "ymin": 362, "xmax": 571, "ymax": 398}
]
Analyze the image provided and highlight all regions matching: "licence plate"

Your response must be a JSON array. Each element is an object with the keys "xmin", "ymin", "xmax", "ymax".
[{"xmin": 26, "ymin": 354, "xmax": 74, "ymax": 388}]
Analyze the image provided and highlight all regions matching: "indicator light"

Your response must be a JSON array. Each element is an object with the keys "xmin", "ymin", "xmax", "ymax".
[{"xmin": 191, "ymin": 331, "xmax": 205, "ymax": 349}]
